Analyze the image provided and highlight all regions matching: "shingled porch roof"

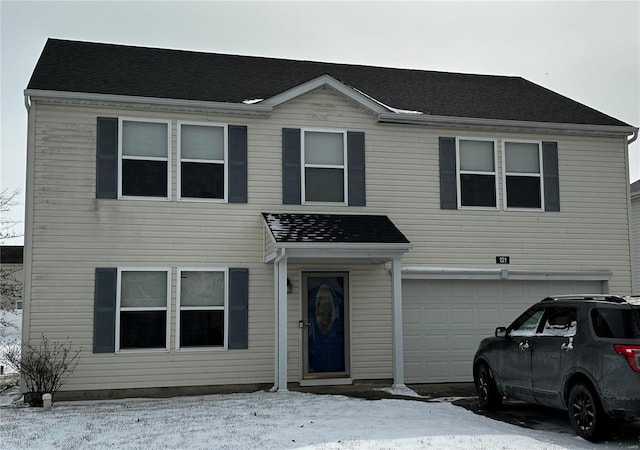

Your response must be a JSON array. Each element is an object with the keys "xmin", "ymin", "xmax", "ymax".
[{"xmin": 262, "ymin": 213, "xmax": 411, "ymax": 262}]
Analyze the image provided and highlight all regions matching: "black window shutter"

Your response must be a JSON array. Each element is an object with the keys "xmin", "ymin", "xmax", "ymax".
[
  {"xmin": 542, "ymin": 141, "xmax": 560, "ymax": 211},
  {"xmin": 439, "ymin": 137, "xmax": 457, "ymax": 209},
  {"xmin": 347, "ymin": 131, "xmax": 366, "ymax": 206},
  {"xmin": 282, "ymin": 128, "xmax": 301, "ymax": 204},
  {"xmin": 96, "ymin": 117, "xmax": 118, "ymax": 199},
  {"xmin": 228, "ymin": 125, "xmax": 248, "ymax": 203},
  {"xmin": 228, "ymin": 268, "xmax": 249, "ymax": 349},
  {"xmin": 94, "ymin": 268, "xmax": 117, "ymax": 353}
]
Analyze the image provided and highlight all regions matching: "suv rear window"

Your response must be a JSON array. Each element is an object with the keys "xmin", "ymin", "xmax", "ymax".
[{"xmin": 591, "ymin": 307, "xmax": 640, "ymax": 338}]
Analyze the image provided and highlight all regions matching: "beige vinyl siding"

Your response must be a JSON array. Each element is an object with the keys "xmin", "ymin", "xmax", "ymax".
[
  {"xmin": 632, "ymin": 192, "xmax": 640, "ymax": 294},
  {"xmin": 27, "ymin": 86, "xmax": 632, "ymax": 392}
]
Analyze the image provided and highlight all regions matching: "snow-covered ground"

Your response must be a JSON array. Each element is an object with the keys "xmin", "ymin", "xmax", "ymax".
[{"xmin": 0, "ymin": 388, "xmax": 633, "ymax": 449}]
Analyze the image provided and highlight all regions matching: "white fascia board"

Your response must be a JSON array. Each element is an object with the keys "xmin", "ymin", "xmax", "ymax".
[
  {"xmin": 265, "ymin": 242, "xmax": 412, "ymax": 262},
  {"xmin": 402, "ymin": 266, "xmax": 611, "ymax": 281},
  {"xmin": 261, "ymin": 74, "xmax": 388, "ymax": 115},
  {"xmin": 24, "ymin": 89, "xmax": 273, "ymax": 116},
  {"xmin": 377, "ymin": 112, "xmax": 638, "ymax": 137},
  {"xmin": 284, "ymin": 248, "xmax": 409, "ymax": 261}
]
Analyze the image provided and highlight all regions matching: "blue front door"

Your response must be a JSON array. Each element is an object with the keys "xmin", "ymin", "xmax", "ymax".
[{"xmin": 304, "ymin": 273, "xmax": 349, "ymax": 376}]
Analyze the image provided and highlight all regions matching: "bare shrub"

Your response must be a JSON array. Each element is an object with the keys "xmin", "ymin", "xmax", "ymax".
[{"xmin": 2, "ymin": 334, "xmax": 80, "ymax": 406}]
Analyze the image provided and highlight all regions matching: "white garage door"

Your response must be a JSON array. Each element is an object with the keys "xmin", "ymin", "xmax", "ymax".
[{"xmin": 402, "ymin": 279, "xmax": 603, "ymax": 383}]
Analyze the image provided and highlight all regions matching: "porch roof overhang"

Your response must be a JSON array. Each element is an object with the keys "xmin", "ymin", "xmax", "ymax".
[{"xmin": 262, "ymin": 212, "xmax": 412, "ymax": 262}]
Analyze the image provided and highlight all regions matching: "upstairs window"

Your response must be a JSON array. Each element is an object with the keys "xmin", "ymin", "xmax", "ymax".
[
  {"xmin": 178, "ymin": 122, "xmax": 227, "ymax": 200},
  {"xmin": 504, "ymin": 141, "xmax": 543, "ymax": 209},
  {"xmin": 302, "ymin": 130, "xmax": 347, "ymax": 204},
  {"xmin": 119, "ymin": 118, "xmax": 170, "ymax": 198},
  {"xmin": 457, "ymin": 138, "xmax": 497, "ymax": 208}
]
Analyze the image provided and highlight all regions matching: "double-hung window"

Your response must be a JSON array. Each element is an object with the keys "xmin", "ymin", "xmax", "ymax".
[
  {"xmin": 302, "ymin": 130, "xmax": 347, "ymax": 204},
  {"xmin": 178, "ymin": 122, "xmax": 227, "ymax": 200},
  {"xmin": 177, "ymin": 269, "xmax": 227, "ymax": 349},
  {"xmin": 457, "ymin": 138, "xmax": 497, "ymax": 208},
  {"xmin": 504, "ymin": 141, "xmax": 543, "ymax": 209},
  {"xmin": 119, "ymin": 118, "xmax": 170, "ymax": 198},
  {"xmin": 116, "ymin": 268, "xmax": 170, "ymax": 351}
]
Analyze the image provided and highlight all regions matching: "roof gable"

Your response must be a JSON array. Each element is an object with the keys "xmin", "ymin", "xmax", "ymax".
[{"xmin": 27, "ymin": 38, "xmax": 631, "ymax": 127}]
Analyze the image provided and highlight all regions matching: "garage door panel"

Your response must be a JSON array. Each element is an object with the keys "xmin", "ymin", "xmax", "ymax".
[
  {"xmin": 502, "ymin": 282, "xmax": 526, "ymax": 296},
  {"xmin": 477, "ymin": 307, "xmax": 500, "ymax": 324},
  {"xmin": 450, "ymin": 308, "xmax": 473, "ymax": 324},
  {"xmin": 477, "ymin": 284, "xmax": 500, "ymax": 297},
  {"xmin": 449, "ymin": 283, "xmax": 475, "ymax": 296},
  {"xmin": 403, "ymin": 307, "xmax": 421, "ymax": 325},
  {"xmin": 403, "ymin": 279, "xmax": 603, "ymax": 383},
  {"xmin": 425, "ymin": 361, "xmax": 449, "ymax": 378},
  {"xmin": 403, "ymin": 335, "xmax": 421, "ymax": 352},
  {"xmin": 423, "ymin": 334, "xmax": 447, "ymax": 350},
  {"xmin": 424, "ymin": 308, "xmax": 447, "ymax": 324},
  {"xmin": 451, "ymin": 334, "xmax": 476, "ymax": 350},
  {"xmin": 404, "ymin": 362, "xmax": 422, "ymax": 380}
]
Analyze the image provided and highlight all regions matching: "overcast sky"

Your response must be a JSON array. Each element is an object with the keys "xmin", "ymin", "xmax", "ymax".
[{"xmin": 1, "ymin": 1, "xmax": 639, "ymax": 244}]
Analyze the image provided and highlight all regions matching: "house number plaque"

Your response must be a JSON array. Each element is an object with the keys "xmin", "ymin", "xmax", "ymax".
[{"xmin": 496, "ymin": 256, "xmax": 510, "ymax": 264}]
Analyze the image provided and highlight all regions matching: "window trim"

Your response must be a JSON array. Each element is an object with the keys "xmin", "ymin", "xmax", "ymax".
[
  {"xmin": 301, "ymin": 128, "xmax": 348, "ymax": 206},
  {"xmin": 115, "ymin": 267, "xmax": 171, "ymax": 353},
  {"xmin": 455, "ymin": 137, "xmax": 499, "ymax": 210},
  {"xmin": 118, "ymin": 117, "xmax": 171, "ymax": 201},
  {"xmin": 502, "ymin": 139, "xmax": 545, "ymax": 211},
  {"xmin": 177, "ymin": 121, "xmax": 229, "ymax": 203},
  {"xmin": 176, "ymin": 267, "xmax": 229, "ymax": 351}
]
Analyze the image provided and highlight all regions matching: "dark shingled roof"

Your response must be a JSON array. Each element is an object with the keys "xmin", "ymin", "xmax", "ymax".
[
  {"xmin": 262, "ymin": 213, "xmax": 410, "ymax": 244},
  {"xmin": 631, "ymin": 179, "xmax": 640, "ymax": 194},
  {"xmin": 28, "ymin": 39, "xmax": 630, "ymax": 127},
  {"xmin": 1, "ymin": 246, "xmax": 24, "ymax": 264}
]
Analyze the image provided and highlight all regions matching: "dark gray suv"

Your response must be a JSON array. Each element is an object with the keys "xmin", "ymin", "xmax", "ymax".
[{"xmin": 473, "ymin": 295, "xmax": 640, "ymax": 442}]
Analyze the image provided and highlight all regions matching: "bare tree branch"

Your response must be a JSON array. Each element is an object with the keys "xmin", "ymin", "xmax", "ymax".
[
  {"xmin": 0, "ymin": 188, "xmax": 23, "ymax": 242},
  {"xmin": 2, "ymin": 334, "xmax": 81, "ymax": 406}
]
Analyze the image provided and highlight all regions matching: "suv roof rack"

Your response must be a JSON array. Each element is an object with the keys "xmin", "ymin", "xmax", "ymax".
[{"xmin": 541, "ymin": 294, "xmax": 628, "ymax": 303}]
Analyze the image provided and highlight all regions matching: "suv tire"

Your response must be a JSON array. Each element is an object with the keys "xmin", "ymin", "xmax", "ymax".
[
  {"xmin": 476, "ymin": 364, "xmax": 502, "ymax": 410},
  {"xmin": 568, "ymin": 383, "xmax": 609, "ymax": 442}
]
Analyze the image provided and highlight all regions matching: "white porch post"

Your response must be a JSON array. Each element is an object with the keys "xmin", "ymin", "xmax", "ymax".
[
  {"xmin": 277, "ymin": 255, "xmax": 289, "ymax": 392},
  {"xmin": 391, "ymin": 256, "xmax": 405, "ymax": 389},
  {"xmin": 270, "ymin": 256, "xmax": 279, "ymax": 391}
]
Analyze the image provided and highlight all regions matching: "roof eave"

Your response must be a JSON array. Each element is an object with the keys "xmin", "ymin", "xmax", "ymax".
[
  {"xmin": 24, "ymin": 89, "xmax": 273, "ymax": 116},
  {"xmin": 377, "ymin": 112, "xmax": 638, "ymax": 137}
]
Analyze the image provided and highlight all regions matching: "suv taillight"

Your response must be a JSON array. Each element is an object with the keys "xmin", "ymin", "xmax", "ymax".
[{"xmin": 614, "ymin": 345, "xmax": 640, "ymax": 373}]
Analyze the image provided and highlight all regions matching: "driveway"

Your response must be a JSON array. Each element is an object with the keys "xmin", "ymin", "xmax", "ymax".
[{"xmin": 300, "ymin": 382, "xmax": 640, "ymax": 445}]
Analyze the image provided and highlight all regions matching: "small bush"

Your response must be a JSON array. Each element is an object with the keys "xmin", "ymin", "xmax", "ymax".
[{"xmin": 2, "ymin": 334, "xmax": 80, "ymax": 406}]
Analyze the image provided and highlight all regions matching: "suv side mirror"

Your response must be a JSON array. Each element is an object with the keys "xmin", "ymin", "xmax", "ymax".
[{"xmin": 495, "ymin": 327, "xmax": 507, "ymax": 338}]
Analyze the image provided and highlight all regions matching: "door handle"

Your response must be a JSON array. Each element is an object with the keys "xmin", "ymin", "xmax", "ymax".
[
  {"xmin": 298, "ymin": 320, "xmax": 311, "ymax": 328},
  {"xmin": 519, "ymin": 340, "xmax": 530, "ymax": 350}
]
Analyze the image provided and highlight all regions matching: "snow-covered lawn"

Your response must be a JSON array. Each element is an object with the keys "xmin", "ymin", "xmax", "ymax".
[{"xmin": 0, "ymin": 389, "xmax": 624, "ymax": 449}]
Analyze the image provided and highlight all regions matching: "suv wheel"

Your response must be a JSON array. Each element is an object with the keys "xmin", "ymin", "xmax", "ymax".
[
  {"xmin": 475, "ymin": 364, "xmax": 502, "ymax": 410},
  {"xmin": 568, "ymin": 383, "xmax": 609, "ymax": 442}
]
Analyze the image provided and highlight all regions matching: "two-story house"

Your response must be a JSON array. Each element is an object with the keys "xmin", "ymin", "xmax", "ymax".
[{"xmin": 22, "ymin": 39, "xmax": 637, "ymax": 400}]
